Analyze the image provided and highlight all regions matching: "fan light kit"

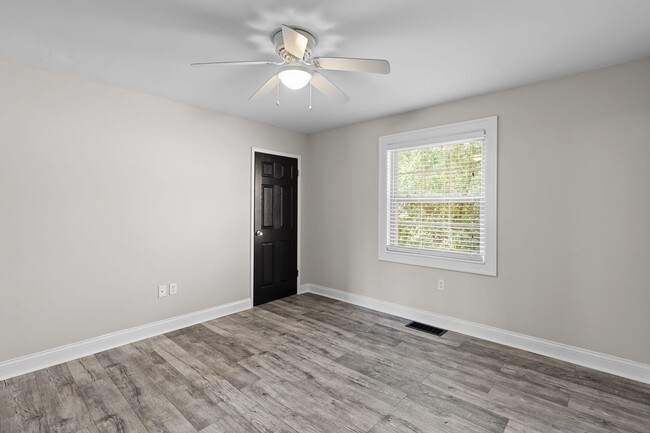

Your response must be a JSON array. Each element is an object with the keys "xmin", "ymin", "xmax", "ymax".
[
  {"xmin": 278, "ymin": 66, "xmax": 312, "ymax": 90},
  {"xmin": 191, "ymin": 24, "xmax": 390, "ymax": 107}
]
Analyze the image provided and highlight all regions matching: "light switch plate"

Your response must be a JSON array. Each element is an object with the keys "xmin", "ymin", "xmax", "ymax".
[
  {"xmin": 158, "ymin": 285, "xmax": 168, "ymax": 298},
  {"xmin": 169, "ymin": 283, "xmax": 178, "ymax": 295}
]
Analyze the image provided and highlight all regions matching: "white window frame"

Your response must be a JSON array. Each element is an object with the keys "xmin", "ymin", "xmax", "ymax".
[{"xmin": 378, "ymin": 116, "xmax": 497, "ymax": 276}]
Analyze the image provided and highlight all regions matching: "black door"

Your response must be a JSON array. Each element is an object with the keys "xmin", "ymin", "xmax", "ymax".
[{"xmin": 254, "ymin": 152, "xmax": 298, "ymax": 306}]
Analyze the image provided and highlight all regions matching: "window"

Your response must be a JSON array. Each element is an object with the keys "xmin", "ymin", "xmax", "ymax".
[{"xmin": 378, "ymin": 117, "xmax": 497, "ymax": 275}]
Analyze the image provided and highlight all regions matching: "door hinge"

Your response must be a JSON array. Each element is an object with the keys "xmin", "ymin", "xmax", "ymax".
[{"xmin": 296, "ymin": 270, "xmax": 299, "ymax": 277}]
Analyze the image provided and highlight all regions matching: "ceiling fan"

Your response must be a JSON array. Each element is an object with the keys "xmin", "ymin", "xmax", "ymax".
[{"xmin": 191, "ymin": 25, "xmax": 390, "ymax": 104}]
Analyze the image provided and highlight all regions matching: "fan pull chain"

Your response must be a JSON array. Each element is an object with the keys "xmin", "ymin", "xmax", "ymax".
[
  {"xmin": 308, "ymin": 83, "xmax": 312, "ymax": 110},
  {"xmin": 276, "ymin": 83, "xmax": 280, "ymax": 106}
]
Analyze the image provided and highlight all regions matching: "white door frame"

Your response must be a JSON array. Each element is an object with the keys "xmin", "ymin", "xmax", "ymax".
[{"xmin": 250, "ymin": 148, "xmax": 302, "ymax": 305}]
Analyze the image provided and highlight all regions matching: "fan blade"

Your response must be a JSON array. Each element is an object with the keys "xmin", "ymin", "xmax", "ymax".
[
  {"xmin": 249, "ymin": 74, "xmax": 280, "ymax": 101},
  {"xmin": 313, "ymin": 57, "xmax": 390, "ymax": 74},
  {"xmin": 310, "ymin": 72, "xmax": 350, "ymax": 104},
  {"xmin": 191, "ymin": 60, "xmax": 280, "ymax": 67},
  {"xmin": 281, "ymin": 25, "xmax": 308, "ymax": 59}
]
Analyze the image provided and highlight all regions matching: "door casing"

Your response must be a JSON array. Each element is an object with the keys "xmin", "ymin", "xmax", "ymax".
[{"xmin": 250, "ymin": 148, "xmax": 301, "ymax": 305}]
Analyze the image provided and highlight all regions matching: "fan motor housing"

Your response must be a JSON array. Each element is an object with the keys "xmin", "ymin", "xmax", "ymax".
[{"xmin": 271, "ymin": 26, "xmax": 317, "ymax": 63}]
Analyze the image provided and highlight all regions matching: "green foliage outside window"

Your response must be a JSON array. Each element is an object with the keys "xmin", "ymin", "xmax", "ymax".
[{"xmin": 392, "ymin": 140, "xmax": 484, "ymax": 254}]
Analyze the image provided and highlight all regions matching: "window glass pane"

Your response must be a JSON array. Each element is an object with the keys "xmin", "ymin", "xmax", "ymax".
[
  {"xmin": 394, "ymin": 202, "xmax": 482, "ymax": 253},
  {"xmin": 388, "ymin": 139, "xmax": 485, "ymax": 259},
  {"xmin": 395, "ymin": 140, "xmax": 483, "ymax": 197}
]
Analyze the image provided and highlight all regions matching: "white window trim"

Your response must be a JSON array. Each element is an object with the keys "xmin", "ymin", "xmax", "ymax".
[{"xmin": 378, "ymin": 116, "xmax": 497, "ymax": 276}]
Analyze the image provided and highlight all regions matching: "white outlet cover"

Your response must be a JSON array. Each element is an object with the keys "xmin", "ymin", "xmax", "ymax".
[
  {"xmin": 158, "ymin": 285, "xmax": 168, "ymax": 298},
  {"xmin": 170, "ymin": 283, "xmax": 178, "ymax": 295},
  {"xmin": 438, "ymin": 280, "xmax": 445, "ymax": 290}
]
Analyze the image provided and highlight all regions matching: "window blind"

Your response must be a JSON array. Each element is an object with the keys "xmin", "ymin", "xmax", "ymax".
[{"xmin": 386, "ymin": 131, "xmax": 486, "ymax": 263}]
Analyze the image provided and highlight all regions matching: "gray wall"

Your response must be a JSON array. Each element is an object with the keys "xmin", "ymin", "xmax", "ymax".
[
  {"xmin": 0, "ymin": 59, "xmax": 306, "ymax": 361},
  {"xmin": 303, "ymin": 59, "xmax": 650, "ymax": 364}
]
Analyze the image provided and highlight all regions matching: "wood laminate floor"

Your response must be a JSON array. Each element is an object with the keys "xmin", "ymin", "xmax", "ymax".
[{"xmin": 1, "ymin": 293, "xmax": 649, "ymax": 433}]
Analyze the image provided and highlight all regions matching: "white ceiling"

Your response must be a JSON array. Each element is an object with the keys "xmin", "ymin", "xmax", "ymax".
[{"xmin": 1, "ymin": 0, "xmax": 649, "ymax": 134}]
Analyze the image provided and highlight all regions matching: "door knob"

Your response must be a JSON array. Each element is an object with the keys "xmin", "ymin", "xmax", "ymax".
[{"xmin": 255, "ymin": 230, "xmax": 263, "ymax": 237}]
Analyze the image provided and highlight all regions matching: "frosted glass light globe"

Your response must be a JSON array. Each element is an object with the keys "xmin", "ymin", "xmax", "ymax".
[{"xmin": 278, "ymin": 67, "xmax": 312, "ymax": 90}]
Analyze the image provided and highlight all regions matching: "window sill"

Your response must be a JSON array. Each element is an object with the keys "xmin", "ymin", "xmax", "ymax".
[{"xmin": 378, "ymin": 249, "xmax": 496, "ymax": 276}]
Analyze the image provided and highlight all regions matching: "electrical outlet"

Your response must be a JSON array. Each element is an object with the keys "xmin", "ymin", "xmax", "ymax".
[
  {"xmin": 169, "ymin": 283, "xmax": 178, "ymax": 295},
  {"xmin": 438, "ymin": 279, "xmax": 445, "ymax": 291},
  {"xmin": 158, "ymin": 285, "xmax": 168, "ymax": 298}
]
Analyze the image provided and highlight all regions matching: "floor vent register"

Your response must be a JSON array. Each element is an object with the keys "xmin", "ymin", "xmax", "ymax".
[{"xmin": 405, "ymin": 321, "xmax": 448, "ymax": 336}]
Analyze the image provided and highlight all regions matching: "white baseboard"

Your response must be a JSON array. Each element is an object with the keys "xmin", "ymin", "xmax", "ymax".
[
  {"xmin": 301, "ymin": 283, "xmax": 650, "ymax": 384},
  {"xmin": 5, "ymin": 286, "xmax": 648, "ymax": 385},
  {"xmin": 0, "ymin": 298, "xmax": 252, "ymax": 381}
]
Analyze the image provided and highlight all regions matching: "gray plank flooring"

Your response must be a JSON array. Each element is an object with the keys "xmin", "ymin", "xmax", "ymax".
[{"xmin": 1, "ymin": 293, "xmax": 649, "ymax": 433}]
